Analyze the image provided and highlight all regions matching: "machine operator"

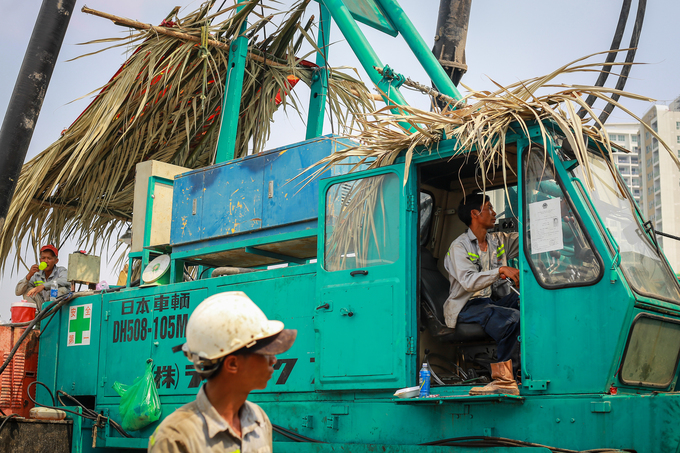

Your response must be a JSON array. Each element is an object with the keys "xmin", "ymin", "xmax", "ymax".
[
  {"xmin": 149, "ymin": 291, "xmax": 297, "ymax": 453},
  {"xmin": 443, "ymin": 194, "xmax": 520, "ymax": 395},
  {"xmin": 15, "ymin": 244, "xmax": 69, "ymax": 311}
]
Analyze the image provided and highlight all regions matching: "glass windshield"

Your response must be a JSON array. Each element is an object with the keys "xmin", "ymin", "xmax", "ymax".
[
  {"xmin": 572, "ymin": 153, "xmax": 680, "ymax": 302},
  {"xmin": 524, "ymin": 151, "xmax": 602, "ymax": 287}
]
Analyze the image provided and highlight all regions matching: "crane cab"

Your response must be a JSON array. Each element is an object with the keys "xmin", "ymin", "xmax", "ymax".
[{"xmin": 314, "ymin": 121, "xmax": 680, "ymax": 398}]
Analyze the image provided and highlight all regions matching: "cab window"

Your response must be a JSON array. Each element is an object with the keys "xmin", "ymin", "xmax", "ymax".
[
  {"xmin": 524, "ymin": 150, "xmax": 602, "ymax": 287},
  {"xmin": 620, "ymin": 315, "xmax": 680, "ymax": 388},
  {"xmin": 571, "ymin": 152, "xmax": 680, "ymax": 302},
  {"xmin": 324, "ymin": 173, "xmax": 400, "ymax": 271}
]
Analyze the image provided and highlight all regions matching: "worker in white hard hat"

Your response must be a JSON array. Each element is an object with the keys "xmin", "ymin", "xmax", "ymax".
[{"xmin": 148, "ymin": 291, "xmax": 296, "ymax": 453}]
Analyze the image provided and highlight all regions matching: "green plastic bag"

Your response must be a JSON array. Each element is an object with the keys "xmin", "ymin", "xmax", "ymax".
[{"xmin": 113, "ymin": 360, "xmax": 162, "ymax": 431}]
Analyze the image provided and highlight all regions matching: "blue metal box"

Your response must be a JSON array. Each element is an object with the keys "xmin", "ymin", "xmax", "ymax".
[{"xmin": 170, "ymin": 135, "xmax": 353, "ymax": 247}]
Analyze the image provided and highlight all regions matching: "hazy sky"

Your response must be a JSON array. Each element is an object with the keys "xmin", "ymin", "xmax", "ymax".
[{"xmin": 1, "ymin": 0, "xmax": 678, "ymax": 318}]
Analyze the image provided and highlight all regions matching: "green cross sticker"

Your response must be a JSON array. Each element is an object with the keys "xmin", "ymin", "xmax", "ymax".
[{"xmin": 68, "ymin": 304, "xmax": 92, "ymax": 346}]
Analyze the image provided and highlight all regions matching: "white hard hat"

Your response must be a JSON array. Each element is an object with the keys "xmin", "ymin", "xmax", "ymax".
[{"xmin": 183, "ymin": 291, "xmax": 295, "ymax": 367}]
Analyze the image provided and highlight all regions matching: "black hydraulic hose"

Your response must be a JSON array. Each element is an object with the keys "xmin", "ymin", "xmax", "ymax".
[
  {"xmin": 577, "ymin": 0, "xmax": 631, "ymax": 119},
  {"xmin": 0, "ymin": 0, "xmax": 77, "ymax": 222},
  {"xmin": 421, "ymin": 436, "xmax": 635, "ymax": 453},
  {"xmin": 597, "ymin": 0, "xmax": 646, "ymax": 125},
  {"xmin": 27, "ymin": 382, "xmax": 132, "ymax": 438},
  {"xmin": 199, "ymin": 267, "xmax": 213, "ymax": 279},
  {"xmin": 272, "ymin": 424, "xmax": 325, "ymax": 443},
  {"xmin": 269, "ymin": 429, "xmax": 628, "ymax": 452},
  {"xmin": 0, "ymin": 414, "xmax": 18, "ymax": 435}
]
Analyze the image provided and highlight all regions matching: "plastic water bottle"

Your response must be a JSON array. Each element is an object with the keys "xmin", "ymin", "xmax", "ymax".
[
  {"xmin": 96, "ymin": 281, "xmax": 109, "ymax": 291},
  {"xmin": 419, "ymin": 363, "xmax": 431, "ymax": 397},
  {"xmin": 50, "ymin": 280, "xmax": 58, "ymax": 302}
]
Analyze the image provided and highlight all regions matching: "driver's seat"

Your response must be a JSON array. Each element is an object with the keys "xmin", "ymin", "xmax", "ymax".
[{"xmin": 420, "ymin": 246, "xmax": 492, "ymax": 342}]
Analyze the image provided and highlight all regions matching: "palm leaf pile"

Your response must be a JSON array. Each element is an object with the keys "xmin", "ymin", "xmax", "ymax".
[
  {"xmin": 306, "ymin": 51, "xmax": 678, "ymax": 190},
  {"xmin": 314, "ymin": 51, "xmax": 679, "ymax": 263},
  {"xmin": 0, "ymin": 0, "xmax": 375, "ymax": 272}
]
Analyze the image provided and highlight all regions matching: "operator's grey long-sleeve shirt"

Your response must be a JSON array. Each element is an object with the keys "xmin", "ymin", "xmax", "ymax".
[
  {"xmin": 443, "ymin": 229, "xmax": 519, "ymax": 328},
  {"xmin": 15, "ymin": 266, "xmax": 69, "ymax": 301}
]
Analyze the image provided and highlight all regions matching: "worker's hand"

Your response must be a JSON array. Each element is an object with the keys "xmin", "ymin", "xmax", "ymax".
[
  {"xmin": 500, "ymin": 266, "xmax": 520, "ymax": 287},
  {"xmin": 26, "ymin": 264, "xmax": 40, "ymax": 281},
  {"xmin": 27, "ymin": 285, "xmax": 44, "ymax": 297}
]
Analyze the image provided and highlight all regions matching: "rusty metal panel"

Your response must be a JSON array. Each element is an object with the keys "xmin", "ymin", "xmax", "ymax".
[
  {"xmin": 262, "ymin": 139, "xmax": 334, "ymax": 229},
  {"xmin": 170, "ymin": 170, "xmax": 204, "ymax": 245},
  {"xmin": 0, "ymin": 417, "xmax": 72, "ymax": 452},
  {"xmin": 191, "ymin": 237, "xmax": 317, "ymax": 268},
  {"xmin": 0, "ymin": 327, "xmax": 39, "ymax": 418},
  {"xmin": 201, "ymin": 159, "xmax": 264, "ymax": 239}
]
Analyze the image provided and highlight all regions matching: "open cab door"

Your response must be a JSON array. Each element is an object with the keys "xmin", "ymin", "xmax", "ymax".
[{"xmin": 314, "ymin": 165, "xmax": 418, "ymax": 391}]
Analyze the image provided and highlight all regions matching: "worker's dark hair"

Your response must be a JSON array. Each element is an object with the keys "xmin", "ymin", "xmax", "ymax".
[
  {"xmin": 204, "ymin": 347, "xmax": 253, "ymax": 380},
  {"xmin": 457, "ymin": 193, "xmax": 489, "ymax": 227}
]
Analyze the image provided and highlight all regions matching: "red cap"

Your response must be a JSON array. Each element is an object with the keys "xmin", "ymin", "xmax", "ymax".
[{"xmin": 40, "ymin": 245, "xmax": 59, "ymax": 257}]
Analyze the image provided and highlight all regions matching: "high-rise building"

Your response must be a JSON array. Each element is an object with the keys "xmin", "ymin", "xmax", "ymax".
[
  {"xmin": 604, "ymin": 122, "xmax": 642, "ymax": 205},
  {"xmin": 639, "ymin": 99, "xmax": 680, "ymax": 272}
]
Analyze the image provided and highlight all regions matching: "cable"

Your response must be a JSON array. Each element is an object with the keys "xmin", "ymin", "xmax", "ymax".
[
  {"xmin": 37, "ymin": 306, "xmax": 62, "ymax": 336},
  {"xmin": 577, "ymin": 0, "xmax": 631, "ymax": 118},
  {"xmin": 28, "ymin": 381, "xmax": 56, "ymax": 406},
  {"xmin": 272, "ymin": 424, "xmax": 325, "ymax": 443},
  {"xmin": 0, "ymin": 413, "xmax": 18, "ymax": 436},
  {"xmin": 0, "ymin": 293, "xmax": 73, "ymax": 376},
  {"xmin": 597, "ymin": 0, "xmax": 646, "ymax": 125},
  {"xmin": 420, "ymin": 435, "xmax": 579, "ymax": 452},
  {"xmin": 199, "ymin": 267, "xmax": 213, "ymax": 279},
  {"xmin": 26, "ymin": 382, "xmax": 132, "ymax": 438},
  {"xmin": 270, "ymin": 428, "xmax": 627, "ymax": 452}
]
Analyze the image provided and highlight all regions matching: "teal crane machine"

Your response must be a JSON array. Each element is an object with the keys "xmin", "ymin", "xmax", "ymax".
[{"xmin": 1, "ymin": 0, "xmax": 679, "ymax": 452}]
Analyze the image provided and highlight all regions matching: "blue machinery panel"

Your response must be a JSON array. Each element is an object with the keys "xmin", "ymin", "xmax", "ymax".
[{"xmin": 170, "ymin": 136, "xmax": 355, "ymax": 266}]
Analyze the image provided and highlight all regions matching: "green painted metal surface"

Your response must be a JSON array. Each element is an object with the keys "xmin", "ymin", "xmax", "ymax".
[
  {"xmin": 376, "ymin": 0, "xmax": 462, "ymax": 101},
  {"xmin": 35, "ymin": 124, "xmax": 680, "ymax": 453},
  {"xmin": 333, "ymin": 0, "xmax": 397, "ymax": 36},
  {"xmin": 30, "ymin": 0, "xmax": 680, "ymax": 448},
  {"xmin": 214, "ymin": 1, "xmax": 249, "ymax": 164},
  {"xmin": 320, "ymin": 0, "xmax": 413, "ymax": 119},
  {"xmin": 306, "ymin": 3, "xmax": 331, "ymax": 139},
  {"xmin": 274, "ymin": 444, "xmax": 550, "ymax": 452},
  {"xmin": 315, "ymin": 166, "xmax": 417, "ymax": 391}
]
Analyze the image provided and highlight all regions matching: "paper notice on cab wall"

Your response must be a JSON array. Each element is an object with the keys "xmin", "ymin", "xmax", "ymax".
[{"xmin": 529, "ymin": 197, "xmax": 564, "ymax": 254}]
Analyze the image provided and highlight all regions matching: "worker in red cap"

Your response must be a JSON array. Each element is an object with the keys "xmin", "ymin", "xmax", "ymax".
[{"xmin": 15, "ymin": 245, "xmax": 69, "ymax": 310}]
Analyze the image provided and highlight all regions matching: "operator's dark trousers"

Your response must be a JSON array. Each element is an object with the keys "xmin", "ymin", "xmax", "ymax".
[{"xmin": 457, "ymin": 293, "xmax": 520, "ymax": 365}]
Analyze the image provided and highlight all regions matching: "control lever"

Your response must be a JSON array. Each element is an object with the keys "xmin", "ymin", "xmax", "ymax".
[{"xmin": 504, "ymin": 277, "xmax": 520, "ymax": 296}]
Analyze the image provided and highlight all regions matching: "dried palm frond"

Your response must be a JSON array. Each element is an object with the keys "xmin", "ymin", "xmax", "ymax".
[
  {"xmin": 0, "ymin": 0, "xmax": 375, "ymax": 272},
  {"xmin": 315, "ymin": 51, "xmax": 679, "ymax": 265},
  {"xmin": 305, "ymin": 51, "xmax": 678, "ymax": 193}
]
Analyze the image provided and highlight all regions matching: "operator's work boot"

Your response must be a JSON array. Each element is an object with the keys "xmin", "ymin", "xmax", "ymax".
[{"xmin": 469, "ymin": 360, "xmax": 519, "ymax": 396}]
